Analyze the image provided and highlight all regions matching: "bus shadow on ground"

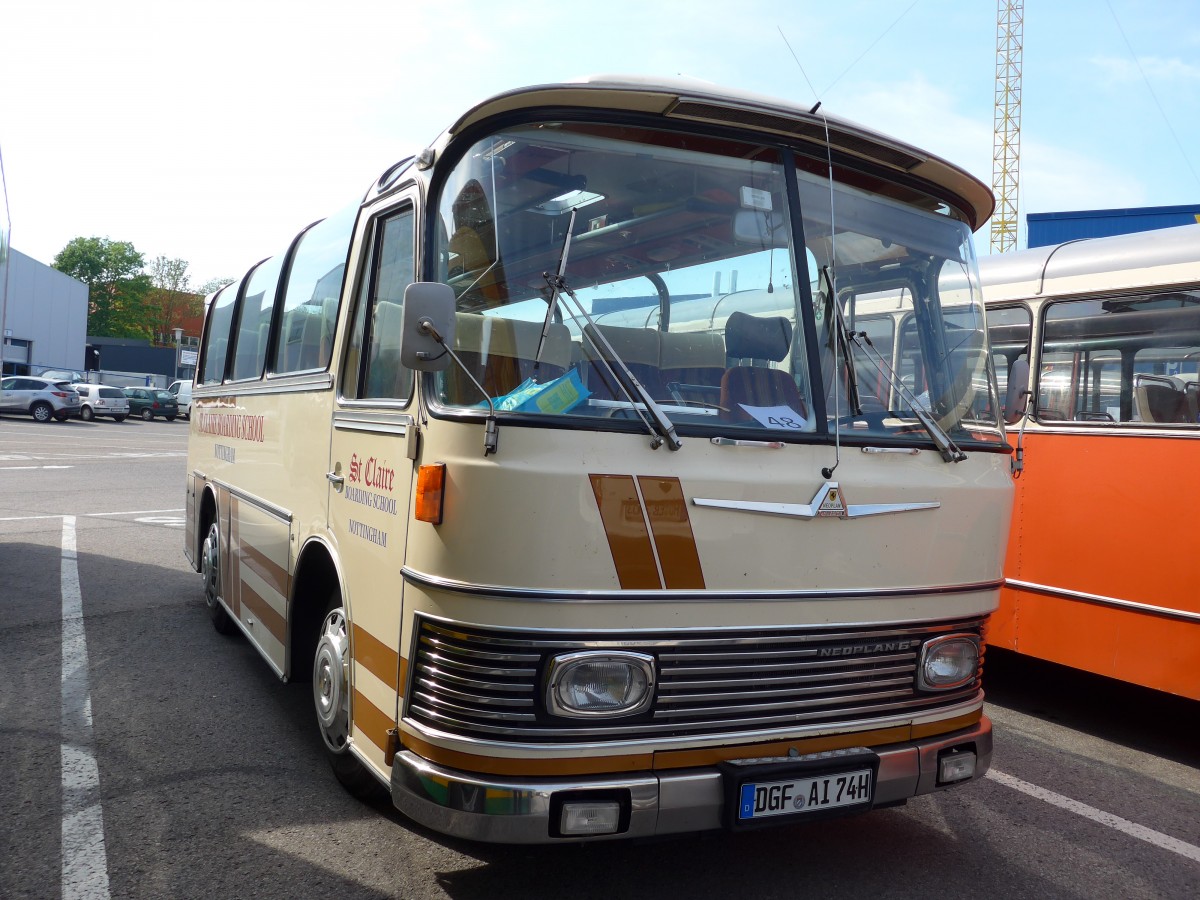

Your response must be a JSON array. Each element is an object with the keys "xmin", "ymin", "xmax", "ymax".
[{"xmin": 983, "ymin": 647, "xmax": 1199, "ymax": 769}]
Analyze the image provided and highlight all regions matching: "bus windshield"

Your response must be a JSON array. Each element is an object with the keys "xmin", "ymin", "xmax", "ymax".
[{"xmin": 431, "ymin": 122, "xmax": 1000, "ymax": 443}]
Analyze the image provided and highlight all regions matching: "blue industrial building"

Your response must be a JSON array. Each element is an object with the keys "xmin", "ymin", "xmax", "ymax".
[{"xmin": 1027, "ymin": 204, "xmax": 1200, "ymax": 248}]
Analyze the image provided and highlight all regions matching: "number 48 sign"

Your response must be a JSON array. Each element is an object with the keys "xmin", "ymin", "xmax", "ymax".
[{"xmin": 738, "ymin": 404, "xmax": 809, "ymax": 431}]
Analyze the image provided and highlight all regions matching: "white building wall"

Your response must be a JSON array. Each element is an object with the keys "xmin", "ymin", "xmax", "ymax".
[{"xmin": 1, "ymin": 247, "xmax": 88, "ymax": 372}]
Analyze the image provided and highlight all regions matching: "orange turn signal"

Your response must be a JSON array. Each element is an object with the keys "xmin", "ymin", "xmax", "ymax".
[{"xmin": 415, "ymin": 463, "xmax": 446, "ymax": 524}]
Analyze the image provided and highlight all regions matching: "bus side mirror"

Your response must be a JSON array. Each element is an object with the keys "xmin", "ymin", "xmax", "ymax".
[
  {"xmin": 400, "ymin": 283, "xmax": 457, "ymax": 371},
  {"xmin": 1003, "ymin": 357, "xmax": 1031, "ymax": 425}
]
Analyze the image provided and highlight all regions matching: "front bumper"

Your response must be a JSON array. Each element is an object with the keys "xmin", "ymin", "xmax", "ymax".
[{"xmin": 390, "ymin": 717, "xmax": 992, "ymax": 843}]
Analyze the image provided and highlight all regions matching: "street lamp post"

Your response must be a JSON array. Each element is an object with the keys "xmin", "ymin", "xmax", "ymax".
[{"xmin": 173, "ymin": 327, "xmax": 183, "ymax": 380}]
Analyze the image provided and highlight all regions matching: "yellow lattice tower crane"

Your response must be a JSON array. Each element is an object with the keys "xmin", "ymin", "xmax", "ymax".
[{"xmin": 992, "ymin": 0, "xmax": 1024, "ymax": 253}]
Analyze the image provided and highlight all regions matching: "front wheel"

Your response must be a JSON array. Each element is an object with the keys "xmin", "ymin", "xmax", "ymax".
[
  {"xmin": 313, "ymin": 603, "xmax": 385, "ymax": 798},
  {"xmin": 141, "ymin": 408, "xmax": 154, "ymax": 421},
  {"xmin": 113, "ymin": 415, "xmax": 127, "ymax": 423},
  {"xmin": 200, "ymin": 520, "xmax": 236, "ymax": 635},
  {"xmin": 80, "ymin": 406, "xmax": 95, "ymax": 422}
]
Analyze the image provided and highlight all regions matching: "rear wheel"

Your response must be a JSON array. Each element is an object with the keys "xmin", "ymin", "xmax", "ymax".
[
  {"xmin": 141, "ymin": 408, "xmax": 154, "ymax": 421},
  {"xmin": 312, "ymin": 602, "xmax": 385, "ymax": 798},
  {"xmin": 80, "ymin": 406, "xmax": 95, "ymax": 422},
  {"xmin": 31, "ymin": 402, "xmax": 53, "ymax": 423},
  {"xmin": 113, "ymin": 415, "xmax": 127, "ymax": 423},
  {"xmin": 200, "ymin": 520, "xmax": 236, "ymax": 635}
]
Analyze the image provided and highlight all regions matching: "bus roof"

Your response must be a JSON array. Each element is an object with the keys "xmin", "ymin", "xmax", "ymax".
[
  {"xmin": 978, "ymin": 222, "xmax": 1200, "ymax": 303},
  {"xmin": 430, "ymin": 75, "xmax": 995, "ymax": 230}
]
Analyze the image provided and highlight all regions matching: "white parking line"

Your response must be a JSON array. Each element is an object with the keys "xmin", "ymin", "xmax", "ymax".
[
  {"xmin": 0, "ymin": 508, "xmax": 185, "ymax": 523},
  {"xmin": 60, "ymin": 516, "xmax": 112, "ymax": 900},
  {"xmin": 986, "ymin": 769, "xmax": 1200, "ymax": 863}
]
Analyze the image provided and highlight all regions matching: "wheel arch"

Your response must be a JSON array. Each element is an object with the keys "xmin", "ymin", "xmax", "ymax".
[
  {"xmin": 196, "ymin": 482, "xmax": 219, "ymax": 564},
  {"xmin": 289, "ymin": 535, "xmax": 345, "ymax": 683}
]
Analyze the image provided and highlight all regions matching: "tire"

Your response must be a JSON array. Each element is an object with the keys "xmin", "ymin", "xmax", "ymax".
[
  {"xmin": 113, "ymin": 415, "xmax": 127, "ymax": 423},
  {"xmin": 31, "ymin": 402, "xmax": 53, "ymax": 423},
  {"xmin": 312, "ymin": 601, "xmax": 385, "ymax": 798},
  {"xmin": 141, "ymin": 408, "xmax": 154, "ymax": 421},
  {"xmin": 166, "ymin": 415, "xmax": 177, "ymax": 422},
  {"xmin": 55, "ymin": 413, "xmax": 69, "ymax": 422},
  {"xmin": 80, "ymin": 406, "xmax": 95, "ymax": 422},
  {"xmin": 200, "ymin": 520, "xmax": 237, "ymax": 635}
]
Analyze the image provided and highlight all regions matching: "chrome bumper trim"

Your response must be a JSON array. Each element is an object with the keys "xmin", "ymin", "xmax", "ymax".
[
  {"xmin": 401, "ymin": 566, "xmax": 1001, "ymax": 604},
  {"xmin": 390, "ymin": 717, "xmax": 992, "ymax": 843}
]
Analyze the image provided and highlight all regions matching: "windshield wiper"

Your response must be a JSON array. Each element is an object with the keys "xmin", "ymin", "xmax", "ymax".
[
  {"xmin": 822, "ymin": 266, "xmax": 862, "ymax": 418},
  {"xmin": 845, "ymin": 328, "xmax": 966, "ymax": 463},
  {"xmin": 535, "ymin": 210, "xmax": 681, "ymax": 451},
  {"xmin": 534, "ymin": 210, "xmax": 575, "ymax": 370}
]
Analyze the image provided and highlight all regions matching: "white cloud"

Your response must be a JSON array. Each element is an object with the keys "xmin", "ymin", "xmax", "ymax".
[{"xmin": 1090, "ymin": 54, "xmax": 1200, "ymax": 84}]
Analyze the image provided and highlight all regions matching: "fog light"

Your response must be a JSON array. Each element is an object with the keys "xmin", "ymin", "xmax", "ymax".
[
  {"xmin": 938, "ymin": 750, "xmax": 977, "ymax": 784},
  {"xmin": 918, "ymin": 635, "xmax": 980, "ymax": 691},
  {"xmin": 546, "ymin": 651, "xmax": 655, "ymax": 718},
  {"xmin": 560, "ymin": 800, "xmax": 621, "ymax": 835}
]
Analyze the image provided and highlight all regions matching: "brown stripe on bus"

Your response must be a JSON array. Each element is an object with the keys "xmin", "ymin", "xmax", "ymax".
[
  {"xmin": 238, "ymin": 580, "xmax": 287, "ymax": 645},
  {"xmin": 223, "ymin": 489, "xmax": 239, "ymax": 619},
  {"xmin": 651, "ymin": 726, "xmax": 912, "ymax": 770},
  {"xmin": 351, "ymin": 688, "xmax": 394, "ymax": 755},
  {"xmin": 589, "ymin": 474, "xmax": 661, "ymax": 589},
  {"xmin": 638, "ymin": 476, "xmax": 705, "ymax": 590},
  {"xmin": 352, "ymin": 623, "xmax": 401, "ymax": 691},
  {"xmin": 240, "ymin": 541, "xmax": 290, "ymax": 600},
  {"xmin": 909, "ymin": 709, "xmax": 983, "ymax": 739},
  {"xmin": 402, "ymin": 731, "xmax": 654, "ymax": 777}
]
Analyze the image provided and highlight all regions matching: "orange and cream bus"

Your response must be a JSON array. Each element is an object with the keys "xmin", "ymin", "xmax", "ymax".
[
  {"xmin": 981, "ymin": 223, "xmax": 1200, "ymax": 701},
  {"xmin": 185, "ymin": 76, "xmax": 1014, "ymax": 843}
]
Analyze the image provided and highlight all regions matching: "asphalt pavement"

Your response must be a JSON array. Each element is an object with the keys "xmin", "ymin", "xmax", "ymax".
[{"xmin": 1, "ymin": 414, "xmax": 1197, "ymax": 899}]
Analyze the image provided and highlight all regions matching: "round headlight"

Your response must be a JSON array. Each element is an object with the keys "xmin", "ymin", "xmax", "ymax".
[
  {"xmin": 546, "ymin": 651, "xmax": 655, "ymax": 718},
  {"xmin": 918, "ymin": 635, "xmax": 980, "ymax": 691}
]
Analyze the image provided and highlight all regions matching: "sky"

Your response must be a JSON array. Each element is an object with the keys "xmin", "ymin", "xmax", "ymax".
[{"xmin": 2, "ymin": 0, "xmax": 1198, "ymax": 290}]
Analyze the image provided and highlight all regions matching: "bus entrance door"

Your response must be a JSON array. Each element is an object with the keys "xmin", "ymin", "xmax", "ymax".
[{"xmin": 327, "ymin": 413, "xmax": 414, "ymax": 775}]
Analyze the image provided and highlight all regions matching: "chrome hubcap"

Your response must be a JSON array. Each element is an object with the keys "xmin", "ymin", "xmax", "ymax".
[
  {"xmin": 201, "ymin": 525, "xmax": 219, "ymax": 609},
  {"xmin": 313, "ymin": 608, "xmax": 350, "ymax": 753}
]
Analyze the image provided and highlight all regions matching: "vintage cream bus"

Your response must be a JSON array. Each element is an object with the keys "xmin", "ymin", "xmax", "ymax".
[
  {"xmin": 185, "ymin": 76, "xmax": 1013, "ymax": 843},
  {"xmin": 981, "ymin": 223, "xmax": 1200, "ymax": 701}
]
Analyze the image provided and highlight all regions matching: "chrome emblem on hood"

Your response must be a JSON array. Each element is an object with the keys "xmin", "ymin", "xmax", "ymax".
[{"xmin": 691, "ymin": 481, "xmax": 939, "ymax": 519}]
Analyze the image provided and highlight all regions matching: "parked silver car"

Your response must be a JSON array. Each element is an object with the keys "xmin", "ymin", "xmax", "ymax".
[
  {"xmin": 0, "ymin": 376, "xmax": 82, "ymax": 422},
  {"xmin": 71, "ymin": 383, "xmax": 130, "ymax": 422}
]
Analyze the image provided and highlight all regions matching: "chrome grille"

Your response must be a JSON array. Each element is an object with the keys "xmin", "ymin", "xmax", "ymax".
[{"xmin": 406, "ymin": 617, "xmax": 985, "ymax": 742}]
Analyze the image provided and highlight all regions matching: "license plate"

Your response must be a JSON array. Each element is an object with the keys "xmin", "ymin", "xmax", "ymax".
[
  {"xmin": 722, "ymin": 748, "xmax": 878, "ymax": 830},
  {"xmin": 738, "ymin": 769, "xmax": 872, "ymax": 821}
]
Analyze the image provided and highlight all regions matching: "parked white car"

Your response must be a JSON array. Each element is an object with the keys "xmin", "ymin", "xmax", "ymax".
[
  {"xmin": 0, "ymin": 376, "xmax": 82, "ymax": 422},
  {"xmin": 168, "ymin": 379, "xmax": 193, "ymax": 419},
  {"xmin": 71, "ymin": 383, "xmax": 130, "ymax": 422}
]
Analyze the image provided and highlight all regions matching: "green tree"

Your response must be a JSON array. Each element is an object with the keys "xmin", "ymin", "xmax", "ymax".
[
  {"xmin": 196, "ymin": 276, "xmax": 236, "ymax": 296},
  {"xmin": 146, "ymin": 255, "xmax": 203, "ymax": 341},
  {"xmin": 53, "ymin": 237, "xmax": 152, "ymax": 338}
]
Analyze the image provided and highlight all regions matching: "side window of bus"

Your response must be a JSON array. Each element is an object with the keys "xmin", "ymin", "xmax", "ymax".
[
  {"xmin": 199, "ymin": 282, "xmax": 239, "ymax": 385},
  {"xmin": 985, "ymin": 304, "xmax": 1032, "ymax": 402},
  {"xmin": 347, "ymin": 208, "xmax": 415, "ymax": 401},
  {"xmin": 231, "ymin": 256, "xmax": 284, "ymax": 381},
  {"xmin": 1040, "ymin": 292, "xmax": 1200, "ymax": 425},
  {"xmin": 272, "ymin": 203, "xmax": 357, "ymax": 375}
]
